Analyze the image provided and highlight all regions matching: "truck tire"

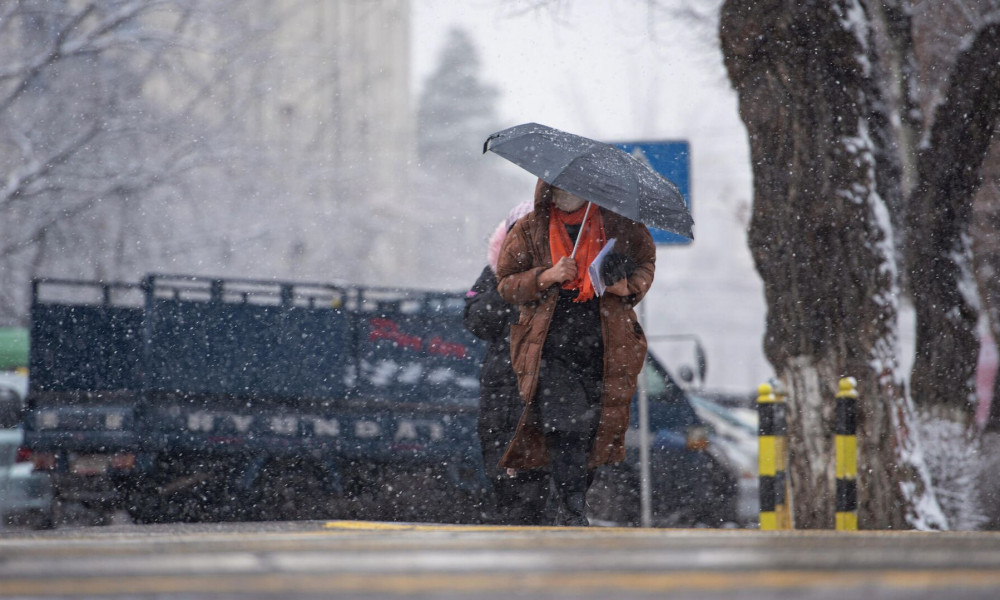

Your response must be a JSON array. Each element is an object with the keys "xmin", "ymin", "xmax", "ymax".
[{"xmin": 251, "ymin": 459, "xmax": 339, "ymax": 521}]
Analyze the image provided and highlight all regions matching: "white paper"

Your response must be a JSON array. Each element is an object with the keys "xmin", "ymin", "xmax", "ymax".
[{"xmin": 588, "ymin": 238, "xmax": 617, "ymax": 296}]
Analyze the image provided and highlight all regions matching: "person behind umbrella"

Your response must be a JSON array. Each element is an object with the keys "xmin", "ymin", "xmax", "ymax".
[
  {"xmin": 496, "ymin": 180, "xmax": 655, "ymax": 526},
  {"xmin": 463, "ymin": 201, "xmax": 551, "ymax": 525}
]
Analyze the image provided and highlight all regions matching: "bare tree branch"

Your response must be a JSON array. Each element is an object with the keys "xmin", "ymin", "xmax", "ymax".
[{"xmin": 0, "ymin": 124, "xmax": 102, "ymax": 207}]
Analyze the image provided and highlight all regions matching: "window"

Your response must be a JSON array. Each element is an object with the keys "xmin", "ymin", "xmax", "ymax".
[{"xmin": 640, "ymin": 358, "xmax": 670, "ymax": 398}]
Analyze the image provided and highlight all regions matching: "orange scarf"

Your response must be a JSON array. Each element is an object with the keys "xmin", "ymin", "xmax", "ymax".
[{"xmin": 549, "ymin": 203, "xmax": 606, "ymax": 302}]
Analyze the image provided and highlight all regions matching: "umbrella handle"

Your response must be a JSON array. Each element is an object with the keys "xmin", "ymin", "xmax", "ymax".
[{"xmin": 570, "ymin": 202, "xmax": 593, "ymax": 259}]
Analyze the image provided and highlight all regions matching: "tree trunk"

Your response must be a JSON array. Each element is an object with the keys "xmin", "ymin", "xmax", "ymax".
[
  {"xmin": 907, "ymin": 23, "xmax": 1000, "ymax": 422},
  {"xmin": 720, "ymin": 0, "xmax": 944, "ymax": 529}
]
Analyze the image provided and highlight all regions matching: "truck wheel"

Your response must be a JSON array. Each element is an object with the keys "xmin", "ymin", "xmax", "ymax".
[
  {"xmin": 20, "ymin": 508, "xmax": 55, "ymax": 530},
  {"xmin": 252, "ymin": 459, "xmax": 335, "ymax": 521}
]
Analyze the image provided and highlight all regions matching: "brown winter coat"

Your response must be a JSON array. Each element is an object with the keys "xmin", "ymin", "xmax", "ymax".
[{"xmin": 496, "ymin": 181, "xmax": 655, "ymax": 470}]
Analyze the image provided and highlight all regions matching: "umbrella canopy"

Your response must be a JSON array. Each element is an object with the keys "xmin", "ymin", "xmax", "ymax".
[{"xmin": 484, "ymin": 123, "xmax": 693, "ymax": 240}]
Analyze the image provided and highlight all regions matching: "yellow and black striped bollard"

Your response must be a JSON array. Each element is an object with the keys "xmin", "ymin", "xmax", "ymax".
[
  {"xmin": 757, "ymin": 382, "xmax": 788, "ymax": 530},
  {"xmin": 772, "ymin": 380, "xmax": 791, "ymax": 529},
  {"xmin": 835, "ymin": 377, "xmax": 858, "ymax": 530}
]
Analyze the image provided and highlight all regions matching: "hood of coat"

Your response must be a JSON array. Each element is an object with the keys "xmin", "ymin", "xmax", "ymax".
[
  {"xmin": 490, "ymin": 197, "xmax": 536, "ymax": 273},
  {"xmin": 487, "ymin": 220, "xmax": 507, "ymax": 274},
  {"xmin": 534, "ymin": 179, "xmax": 554, "ymax": 211}
]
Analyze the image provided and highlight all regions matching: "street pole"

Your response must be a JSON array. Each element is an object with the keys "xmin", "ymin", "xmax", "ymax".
[{"xmin": 638, "ymin": 300, "xmax": 652, "ymax": 528}]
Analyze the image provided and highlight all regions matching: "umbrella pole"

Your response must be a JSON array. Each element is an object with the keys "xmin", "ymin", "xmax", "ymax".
[{"xmin": 570, "ymin": 202, "xmax": 593, "ymax": 259}]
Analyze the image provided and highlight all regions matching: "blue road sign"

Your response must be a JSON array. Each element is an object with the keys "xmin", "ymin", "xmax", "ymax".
[{"xmin": 613, "ymin": 141, "xmax": 691, "ymax": 245}]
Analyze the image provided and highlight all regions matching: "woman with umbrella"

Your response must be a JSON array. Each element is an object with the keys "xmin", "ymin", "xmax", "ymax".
[{"xmin": 495, "ymin": 180, "xmax": 655, "ymax": 526}]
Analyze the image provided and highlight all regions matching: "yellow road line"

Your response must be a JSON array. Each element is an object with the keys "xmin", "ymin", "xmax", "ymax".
[
  {"xmin": 5, "ymin": 569, "xmax": 1000, "ymax": 597},
  {"xmin": 321, "ymin": 520, "xmax": 622, "ymax": 533}
]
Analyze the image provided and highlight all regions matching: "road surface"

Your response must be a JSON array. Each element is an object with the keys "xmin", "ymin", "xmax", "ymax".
[{"xmin": 2, "ymin": 520, "xmax": 1000, "ymax": 599}]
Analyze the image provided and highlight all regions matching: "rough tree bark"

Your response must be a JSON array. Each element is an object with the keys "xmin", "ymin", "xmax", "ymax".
[
  {"xmin": 719, "ymin": 0, "xmax": 944, "ymax": 529},
  {"xmin": 866, "ymin": 0, "xmax": 920, "ymax": 256},
  {"xmin": 907, "ymin": 22, "xmax": 1000, "ymax": 424}
]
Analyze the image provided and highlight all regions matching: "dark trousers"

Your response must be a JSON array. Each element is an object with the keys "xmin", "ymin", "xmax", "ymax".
[
  {"xmin": 545, "ymin": 430, "xmax": 595, "ymax": 525},
  {"xmin": 545, "ymin": 431, "xmax": 593, "ymax": 493}
]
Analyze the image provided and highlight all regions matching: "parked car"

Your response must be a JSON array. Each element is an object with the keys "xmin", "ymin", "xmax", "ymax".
[{"xmin": 1, "ymin": 379, "xmax": 54, "ymax": 529}]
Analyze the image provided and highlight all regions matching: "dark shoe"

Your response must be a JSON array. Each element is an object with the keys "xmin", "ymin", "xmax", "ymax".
[{"xmin": 562, "ymin": 492, "xmax": 589, "ymax": 527}]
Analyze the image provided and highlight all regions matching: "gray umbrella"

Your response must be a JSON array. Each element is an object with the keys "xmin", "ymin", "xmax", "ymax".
[{"xmin": 483, "ymin": 122, "xmax": 694, "ymax": 240}]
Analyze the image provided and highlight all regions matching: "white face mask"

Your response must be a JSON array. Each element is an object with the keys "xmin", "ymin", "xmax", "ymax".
[{"xmin": 552, "ymin": 188, "xmax": 587, "ymax": 212}]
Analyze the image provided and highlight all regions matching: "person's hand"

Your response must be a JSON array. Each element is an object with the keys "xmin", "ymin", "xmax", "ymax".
[
  {"xmin": 506, "ymin": 468, "xmax": 518, "ymax": 478},
  {"xmin": 538, "ymin": 257, "xmax": 577, "ymax": 288},
  {"xmin": 605, "ymin": 278, "xmax": 630, "ymax": 297}
]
